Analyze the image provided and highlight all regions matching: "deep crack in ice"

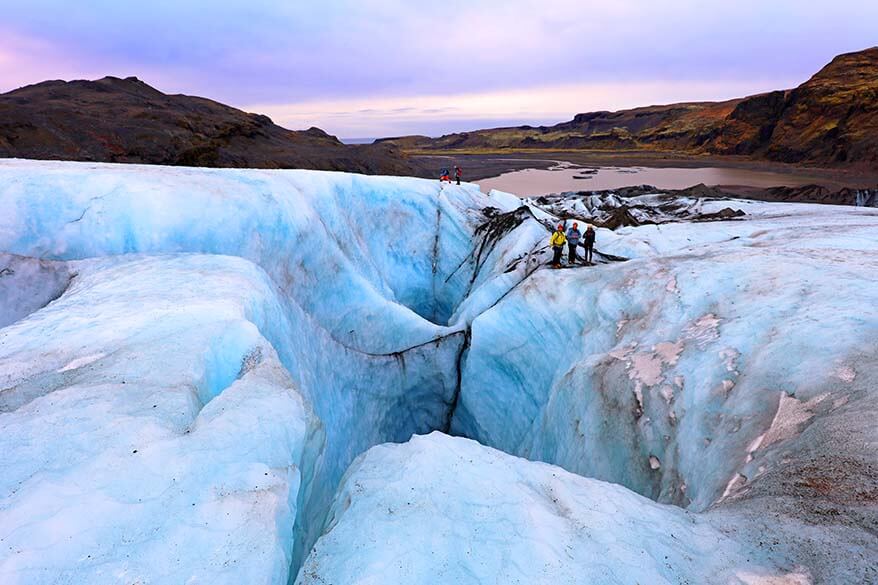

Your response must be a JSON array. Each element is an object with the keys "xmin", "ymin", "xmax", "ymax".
[{"xmin": 1, "ymin": 160, "xmax": 877, "ymax": 584}]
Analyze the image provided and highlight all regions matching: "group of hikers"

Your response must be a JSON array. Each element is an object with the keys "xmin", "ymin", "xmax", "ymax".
[
  {"xmin": 550, "ymin": 222, "xmax": 596, "ymax": 268},
  {"xmin": 439, "ymin": 165, "xmax": 462, "ymax": 185},
  {"xmin": 437, "ymin": 166, "xmax": 595, "ymax": 268}
]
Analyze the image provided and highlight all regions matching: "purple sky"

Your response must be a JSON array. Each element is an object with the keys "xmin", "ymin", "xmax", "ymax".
[{"xmin": 2, "ymin": 1, "xmax": 876, "ymax": 137}]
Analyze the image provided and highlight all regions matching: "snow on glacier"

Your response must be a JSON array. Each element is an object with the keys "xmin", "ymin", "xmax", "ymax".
[
  {"xmin": 0, "ymin": 161, "xmax": 508, "ymax": 581},
  {"xmin": 454, "ymin": 197, "xmax": 878, "ymax": 504},
  {"xmin": 0, "ymin": 254, "xmax": 322, "ymax": 583},
  {"xmin": 449, "ymin": 195, "xmax": 878, "ymax": 581},
  {"xmin": 0, "ymin": 159, "xmax": 526, "ymax": 582},
  {"xmin": 2, "ymin": 159, "xmax": 876, "ymax": 583},
  {"xmin": 297, "ymin": 432, "xmax": 807, "ymax": 585}
]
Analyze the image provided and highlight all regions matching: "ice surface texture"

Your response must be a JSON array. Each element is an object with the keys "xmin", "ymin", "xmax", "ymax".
[
  {"xmin": 449, "ymin": 199, "xmax": 878, "ymax": 582},
  {"xmin": 0, "ymin": 253, "xmax": 71, "ymax": 328},
  {"xmin": 297, "ymin": 433, "xmax": 811, "ymax": 585},
  {"xmin": 0, "ymin": 254, "xmax": 321, "ymax": 583},
  {"xmin": 0, "ymin": 160, "xmax": 513, "ymax": 582},
  {"xmin": 2, "ymin": 160, "xmax": 876, "ymax": 584}
]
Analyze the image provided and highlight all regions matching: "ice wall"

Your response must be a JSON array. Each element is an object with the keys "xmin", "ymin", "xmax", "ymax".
[
  {"xmin": 453, "ymin": 202, "xmax": 878, "ymax": 512},
  {"xmin": 0, "ymin": 160, "xmax": 486, "ymax": 345},
  {"xmin": 0, "ymin": 253, "xmax": 71, "ymax": 328},
  {"xmin": 0, "ymin": 160, "xmax": 525, "ymax": 580},
  {"xmin": 0, "ymin": 254, "xmax": 322, "ymax": 583},
  {"xmin": 297, "ymin": 433, "xmax": 804, "ymax": 585}
]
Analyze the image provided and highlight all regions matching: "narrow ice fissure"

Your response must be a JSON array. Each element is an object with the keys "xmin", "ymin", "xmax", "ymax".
[
  {"xmin": 441, "ymin": 329, "xmax": 471, "ymax": 434},
  {"xmin": 282, "ymin": 192, "xmax": 540, "ymax": 575},
  {"xmin": 430, "ymin": 186, "xmax": 444, "ymax": 323},
  {"xmin": 285, "ymin": 196, "xmax": 619, "ymax": 579}
]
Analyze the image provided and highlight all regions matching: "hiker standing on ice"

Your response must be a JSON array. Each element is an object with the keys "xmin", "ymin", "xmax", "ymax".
[
  {"xmin": 439, "ymin": 167, "xmax": 451, "ymax": 183},
  {"xmin": 550, "ymin": 224, "xmax": 567, "ymax": 268},
  {"xmin": 583, "ymin": 224, "xmax": 596, "ymax": 264},
  {"xmin": 566, "ymin": 222, "xmax": 581, "ymax": 264},
  {"xmin": 454, "ymin": 165, "xmax": 462, "ymax": 185}
]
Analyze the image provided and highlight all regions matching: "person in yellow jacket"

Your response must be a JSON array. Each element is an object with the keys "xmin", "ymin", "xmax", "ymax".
[{"xmin": 550, "ymin": 223, "xmax": 566, "ymax": 268}]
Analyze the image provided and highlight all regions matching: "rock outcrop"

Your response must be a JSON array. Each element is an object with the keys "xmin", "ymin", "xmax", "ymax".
[
  {"xmin": 384, "ymin": 47, "xmax": 878, "ymax": 167},
  {"xmin": 0, "ymin": 76, "xmax": 419, "ymax": 175}
]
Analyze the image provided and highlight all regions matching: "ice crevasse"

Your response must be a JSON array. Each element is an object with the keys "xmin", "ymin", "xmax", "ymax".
[
  {"xmin": 1, "ymin": 159, "xmax": 876, "ymax": 584},
  {"xmin": 0, "ymin": 159, "xmax": 543, "ymax": 582}
]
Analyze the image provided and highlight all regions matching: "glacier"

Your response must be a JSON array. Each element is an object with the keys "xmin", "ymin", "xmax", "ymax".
[
  {"xmin": 0, "ymin": 159, "xmax": 529, "ymax": 582},
  {"xmin": 1, "ymin": 159, "xmax": 876, "ymax": 584},
  {"xmin": 453, "ymin": 199, "xmax": 878, "ymax": 509},
  {"xmin": 1, "ymin": 253, "xmax": 322, "ymax": 582},
  {"xmin": 297, "ymin": 432, "xmax": 811, "ymax": 585}
]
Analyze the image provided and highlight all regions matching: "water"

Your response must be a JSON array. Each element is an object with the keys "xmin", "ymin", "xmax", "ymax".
[
  {"xmin": 340, "ymin": 137, "xmax": 378, "ymax": 144},
  {"xmin": 478, "ymin": 163, "xmax": 818, "ymax": 196}
]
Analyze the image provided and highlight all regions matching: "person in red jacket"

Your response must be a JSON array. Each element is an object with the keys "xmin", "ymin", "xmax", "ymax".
[{"xmin": 454, "ymin": 165, "xmax": 462, "ymax": 185}]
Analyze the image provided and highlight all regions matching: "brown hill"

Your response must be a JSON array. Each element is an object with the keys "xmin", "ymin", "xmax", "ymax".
[
  {"xmin": 0, "ymin": 76, "xmax": 418, "ymax": 175},
  {"xmin": 383, "ymin": 47, "xmax": 878, "ymax": 167},
  {"xmin": 762, "ymin": 48, "xmax": 878, "ymax": 163}
]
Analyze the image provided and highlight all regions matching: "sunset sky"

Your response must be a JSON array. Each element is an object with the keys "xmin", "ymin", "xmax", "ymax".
[{"xmin": 2, "ymin": 0, "xmax": 876, "ymax": 137}]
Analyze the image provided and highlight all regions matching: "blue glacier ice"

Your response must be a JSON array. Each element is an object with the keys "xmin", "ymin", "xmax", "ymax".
[
  {"xmin": 453, "ymin": 198, "xmax": 878, "ymax": 506},
  {"xmin": 297, "ymin": 432, "xmax": 813, "ymax": 585},
  {"xmin": 1, "ymin": 254, "xmax": 322, "ymax": 583},
  {"xmin": 0, "ymin": 159, "xmax": 531, "ymax": 582},
  {"xmin": 448, "ymin": 195, "xmax": 878, "ymax": 583},
  {"xmin": 1, "ymin": 159, "xmax": 876, "ymax": 584}
]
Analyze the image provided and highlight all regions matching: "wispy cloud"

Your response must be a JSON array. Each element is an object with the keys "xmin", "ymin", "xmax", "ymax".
[
  {"xmin": 1, "ymin": 1, "xmax": 876, "ymax": 135},
  {"xmin": 246, "ymin": 78, "xmax": 800, "ymax": 137}
]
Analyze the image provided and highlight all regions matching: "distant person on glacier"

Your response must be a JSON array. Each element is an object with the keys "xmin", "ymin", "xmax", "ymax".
[
  {"xmin": 439, "ymin": 167, "xmax": 452, "ymax": 183},
  {"xmin": 583, "ymin": 225, "xmax": 596, "ymax": 264},
  {"xmin": 454, "ymin": 165, "xmax": 462, "ymax": 185},
  {"xmin": 566, "ymin": 222, "xmax": 581, "ymax": 264},
  {"xmin": 550, "ymin": 224, "xmax": 567, "ymax": 268}
]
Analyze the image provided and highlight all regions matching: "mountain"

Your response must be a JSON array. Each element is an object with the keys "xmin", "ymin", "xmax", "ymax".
[
  {"xmin": 382, "ymin": 47, "xmax": 878, "ymax": 167},
  {"xmin": 0, "ymin": 76, "xmax": 417, "ymax": 174},
  {"xmin": 3, "ymin": 48, "xmax": 874, "ymax": 175}
]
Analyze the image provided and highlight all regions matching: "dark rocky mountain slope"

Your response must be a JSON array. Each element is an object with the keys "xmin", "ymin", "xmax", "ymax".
[
  {"xmin": 383, "ymin": 47, "xmax": 878, "ymax": 167},
  {"xmin": 0, "ymin": 76, "xmax": 418, "ymax": 175}
]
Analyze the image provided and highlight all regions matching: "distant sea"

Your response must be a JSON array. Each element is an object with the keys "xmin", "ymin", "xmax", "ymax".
[{"xmin": 341, "ymin": 137, "xmax": 377, "ymax": 145}]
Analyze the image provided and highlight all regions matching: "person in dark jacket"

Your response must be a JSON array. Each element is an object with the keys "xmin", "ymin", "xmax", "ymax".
[
  {"xmin": 454, "ymin": 165, "xmax": 462, "ymax": 185},
  {"xmin": 583, "ymin": 225, "xmax": 596, "ymax": 264},
  {"xmin": 566, "ymin": 222, "xmax": 581, "ymax": 264}
]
